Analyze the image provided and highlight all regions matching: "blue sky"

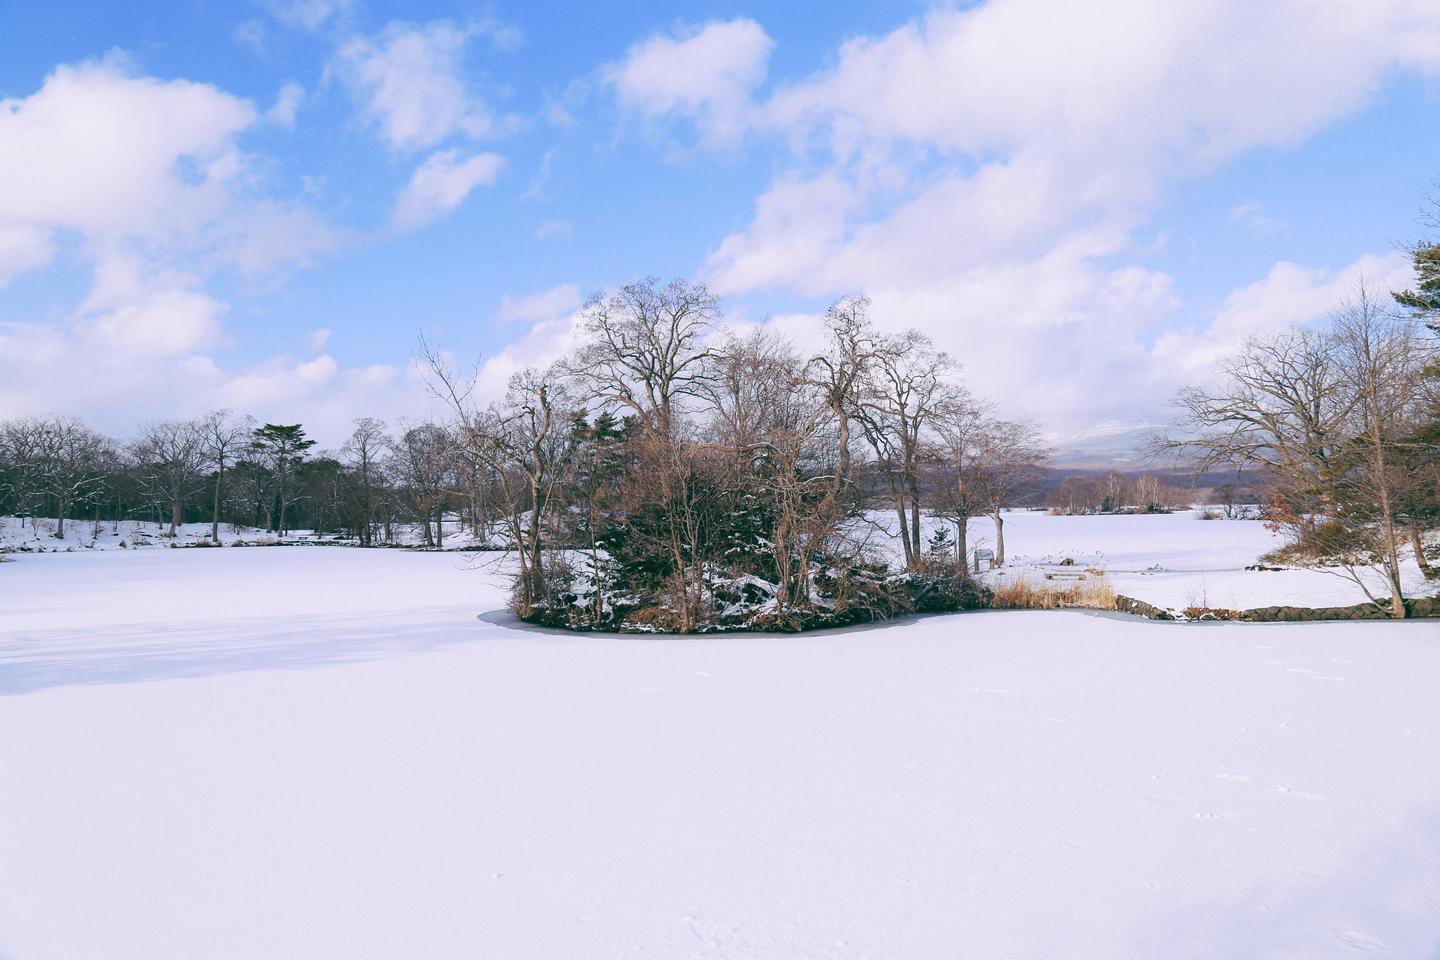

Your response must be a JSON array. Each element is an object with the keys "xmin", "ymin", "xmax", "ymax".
[{"xmin": 2, "ymin": 0, "xmax": 1439, "ymax": 445}]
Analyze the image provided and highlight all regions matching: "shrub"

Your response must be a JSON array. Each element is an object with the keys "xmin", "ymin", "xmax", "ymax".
[{"xmin": 988, "ymin": 572, "xmax": 1117, "ymax": 611}]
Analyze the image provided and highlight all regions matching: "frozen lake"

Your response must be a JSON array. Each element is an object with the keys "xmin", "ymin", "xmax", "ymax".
[{"xmin": 1, "ymin": 541, "xmax": 1438, "ymax": 958}]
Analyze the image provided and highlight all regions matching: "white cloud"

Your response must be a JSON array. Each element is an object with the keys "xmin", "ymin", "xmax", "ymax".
[
  {"xmin": 1227, "ymin": 201, "xmax": 1281, "ymax": 235},
  {"xmin": 265, "ymin": 81, "xmax": 305, "ymax": 127},
  {"xmin": 0, "ymin": 56, "xmax": 342, "ymax": 273},
  {"xmin": 392, "ymin": 149, "xmax": 504, "ymax": 230},
  {"xmin": 697, "ymin": 0, "xmax": 1440, "ymax": 431},
  {"xmin": 609, "ymin": 18, "xmax": 773, "ymax": 147},
  {"xmin": 266, "ymin": 0, "xmax": 354, "ymax": 33},
  {"xmin": 234, "ymin": 20, "xmax": 268, "ymax": 55},
  {"xmin": 221, "ymin": 354, "xmax": 339, "ymax": 408},
  {"xmin": 762, "ymin": 1, "xmax": 1440, "ymax": 169},
  {"xmin": 473, "ymin": 316, "xmax": 582, "ymax": 401},
  {"xmin": 306, "ymin": 328, "xmax": 332, "ymax": 352},
  {"xmin": 219, "ymin": 200, "xmax": 350, "ymax": 277},
  {"xmin": 0, "ymin": 225, "xmax": 56, "ymax": 287},
  {"xmin": 0, "ymin": 56, "xmax": 255, "ymax": 240},
  {"xmin": 82, "ymin": 288, "xmax": 228, "ymax": 358},
  {"xmin": 0, "ymin": 56, "xmax": 355, "ymax": 433},
  {"xmin": 68, "ymin": 252, "xmax": 226, "ymax": 358},
  {"xmin": 704, "ymin": 173, "xmax": 855, "ymax": 295},
  {"xmin": 855, "ymin": 238, "xmax": 1179, "ymax": 431},
  {"xmin": 465, "ymin": 291, "xmax": 592, "ymax": 401},
  {"xmin": 534, "ymin": 219, "xmax": 573, "ymax": 241},
  {"xmin": 494, "ymin": 283, "xmax": 581, "ymax": 328},
  {"xmin": 1153, "ymin": 251, "xmax": 1414, "ymax": 377},
  {"xmin": 331, "ymin": 21, "xmax": 492, "ymax": 151},
  {"xmin": 0, "ymin": 305, "xmax": 432, "ymax": 445}
]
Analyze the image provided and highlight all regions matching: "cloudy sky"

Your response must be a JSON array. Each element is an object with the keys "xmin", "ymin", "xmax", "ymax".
[{"xmin": 2, "ymin": 0, "xmax": 1439, "ymax": 447}]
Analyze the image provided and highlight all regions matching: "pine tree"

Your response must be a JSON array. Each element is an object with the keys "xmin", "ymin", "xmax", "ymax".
[{"xmin": 249, "ymin": 424, "xmax": 316, "ymax": 535}]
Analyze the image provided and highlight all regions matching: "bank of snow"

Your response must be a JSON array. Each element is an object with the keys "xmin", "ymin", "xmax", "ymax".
[{"xmin": 1, "ymin": 548, "xmax": 1439, "ymax": 959}]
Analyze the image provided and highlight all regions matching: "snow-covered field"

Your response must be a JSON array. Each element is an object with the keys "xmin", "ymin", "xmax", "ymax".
[
  {"xmin": 2, "ymin": 537, "xmax": 1439, "ymax": 959},
  {"xmin": 963, "ymin": 509, "xmax": 1435, "ymax": 612}
]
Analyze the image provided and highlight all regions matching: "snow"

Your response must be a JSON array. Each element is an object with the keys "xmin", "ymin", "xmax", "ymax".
[
  {"xmin": 2, "ymin": 543, "xmax": 1439, "ymax": 959},
  {"xmin": 0, "ymin": 514, "xmax": 503, "ymax": 552},
  {"xmin": 0, "ymin": 515, "xmax": 277, "ymax": 550},
  {"xmin": 957, "ymin": 509, "xmax": 1435, "ymax": 612}
]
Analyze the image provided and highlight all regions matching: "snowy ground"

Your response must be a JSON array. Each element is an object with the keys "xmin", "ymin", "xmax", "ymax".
[
  {"xmin": 2, "ymin": 547, "xmax": 1439, "ymax": 959},
  {"xmin": 0, "ymin": 515, "xmax": 277, "ymax": 550},
  {"xmin": 0, "ymin": 515, "xmax": 499, "ymax": 552},
  {"xmin": 960, "ymin": 509, "xmax": 1435, "ymax": 612}
]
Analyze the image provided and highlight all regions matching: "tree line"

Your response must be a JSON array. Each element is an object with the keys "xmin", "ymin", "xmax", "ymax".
[
  {"xmin": 0, "ymin": 413, "xmax": 482, "ymax": 548},
  {"xmin": 1044, "ymin": 470, "xmax": 1200, "ymax": 516}
]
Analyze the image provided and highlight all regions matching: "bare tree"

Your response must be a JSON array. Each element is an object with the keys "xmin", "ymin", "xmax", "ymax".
[
  {"xmin": 0, "ymin": 417, "xmax": 49, "ymax": 531},
  {"xmin": 424, "ymin": 347, "xmax": 576, "ymax": 613},
  {"xmin": 341, "ymin": 417, "xmax": 391, "ymax": 546},
  {"xmin": 0, "ymin": 418, "xmax": 110, "ymax": 537},
  {"xmin": 972, "ymin": 419, "xmax": 1050, "ymax": 566},
  {"xmin": 855, "ymin": 331, "xmax": 952, "ymax": 569},
  {"xmin": 1048, "ymin": 475, "xmax": 1105, "ymax": 516},
  {"xmin": 704, "ymin": 329, "xmax": 801, "ymax": 468},
  {"xmin": 930, "ymin": 390, "xmax": 990, "ymax": 567},
  {"xmin": 569, "ymin": 277, "xmax": 720, "ymax": 433},
  {"xmin": 1325, "ymin": 287, "xmax": 1431, "ymax": 615},
  {"xmin": 1162, "ymin": 281, "xmax": 1434, "ymax": 616},
  {"xmin": 199, "ymin": 409, "xmax": 255, "ymax": 542},
  {"xmin": 131, "ymin": 419, "xmax": 208, "ymax": 536},
  {"xmin": 1154, "ymin": 327, "xmax": 1356, "ymax": 529},
  {"xmin": 388, "ymin": 422, "xmax": 454, "ymax": 548},
  {"xmin": 801, "ymin": 295, "xmax": 886, "ymax": 503},
  {"xmin": 1101, "ymin": 470, "xmax": 1129, "ymax": 513}
]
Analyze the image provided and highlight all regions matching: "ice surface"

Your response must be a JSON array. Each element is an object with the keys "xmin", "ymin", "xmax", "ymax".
[{"xmin": 1, "ymin": 518, "xmax": 1438, "ymax": 959}]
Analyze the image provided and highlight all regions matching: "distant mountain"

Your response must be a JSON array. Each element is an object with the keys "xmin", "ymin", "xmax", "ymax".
[{"xmin": 1047, "ymin": 419, "xmax": 1164, "ymax": 469}]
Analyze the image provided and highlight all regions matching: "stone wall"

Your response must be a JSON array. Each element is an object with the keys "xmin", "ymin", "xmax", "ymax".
[{"xmin": 1114, "ymin": 594, "xmax": 1440, "ymax": 623}]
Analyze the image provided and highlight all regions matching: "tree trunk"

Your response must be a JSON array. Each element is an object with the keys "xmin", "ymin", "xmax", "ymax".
[
  {"xmin": 955, "ymin": 514, "xmax": 968, "ymax": 569},
  {"xmin": 1412, "ymin": 524, "xmax": 1434, "ymax": 579},
  {"xmin": 893, "ymin": 495, "xmax": 914, "ymax": 568},
  {"xmin": 992, "ymin": 510, "xmax": 1006, "ymax": 566},
  {"xmin": 211, "ymin": 463, "xmax": 224, "ymax": 542},
  {"xmin": 908, "ymin": 475, "xmax": 922, "ymax": 563},
  {"xmin": 1365, "ymin": 392, "xmax": 1405, "ymax": 619},
  {"xmin": 170, "ymin": 497, "xmax": 182, "ymax": 537}
]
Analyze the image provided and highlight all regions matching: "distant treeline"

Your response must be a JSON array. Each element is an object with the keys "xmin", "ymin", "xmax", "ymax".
[{"xmin": 0, "ymin": 414, "xmax": 471, "ymax": 548}]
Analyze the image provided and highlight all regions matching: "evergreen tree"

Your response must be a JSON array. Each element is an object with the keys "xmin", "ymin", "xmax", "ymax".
[{"xmin": 249, "ymin": 424, "xmax": 316, "ymax": 534}]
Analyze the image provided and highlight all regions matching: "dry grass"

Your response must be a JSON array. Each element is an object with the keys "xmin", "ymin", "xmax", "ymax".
[{"xmin": 988, "ymin": 572, "xmax": 1118, "ymax": 611}]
